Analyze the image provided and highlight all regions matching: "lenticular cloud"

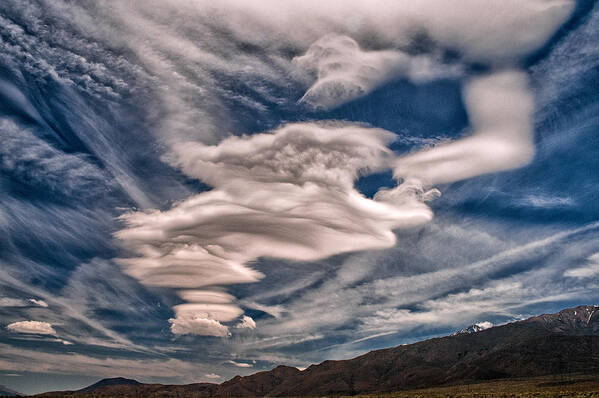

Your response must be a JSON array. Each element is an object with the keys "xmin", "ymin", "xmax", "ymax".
[{"xmin": 116, "ymin": 123, "xmax": 435, "ymax": 335}]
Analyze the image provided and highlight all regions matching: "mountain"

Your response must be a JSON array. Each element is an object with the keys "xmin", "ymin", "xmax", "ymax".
[
  {"xmin": 217, "ymin": 305, "xmax": 599, "ymax": 396},
  {"xmin": 0, "ymin": 385, "xmax": 20, "ymax": 397},
  {"xmin": 78, "ymin": 378, "xmax": 141, "ymax": 392},
  {"xmin": 39, "ymin": 379, "xmax": 220, "ymax": 398},
  {"xmin": 37, "ymin": 305, "xmax": 599, "ymax": 397}
]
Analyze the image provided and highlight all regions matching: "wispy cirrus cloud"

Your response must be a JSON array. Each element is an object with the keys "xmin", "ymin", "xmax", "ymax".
[
  {"xmin": 230, "ymin": 220, "xmax": 599, "ymax": 363},
  {"xmin": 564, "ymin": 253, "xmax": 599, "ymax": 279},
  {"xmin": 0, "ymin": 298, "xmax": 48, "ymax": 308},
  {"xmin": 0, "ymin": 343, "xmax": 207, "ymax": 382},
  {"xmin": 227, "ymin": 360, "xmax": 253, "ymax": 368},
  {"xmin": 0, "ymin": 118, "xmax": 113, "ymax": 199}
]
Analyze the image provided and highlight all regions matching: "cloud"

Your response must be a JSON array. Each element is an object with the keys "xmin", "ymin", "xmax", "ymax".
[
  {"xmin": 393, "ymin": 70, "xmax": 535, "ymax": 186},
  {"xmin": 227, "ymin": 360, "xmax": 253, "ymax": 368},
  {"xmin": 0, "ymin": 119, "xmax": 113, "ymax": 198},
  {"xmin": 239, "ymin": 302, "xmax": 286, "ymax": 319},
  {"xmin": 0, "ymin": 298, "xmax": 48, "ymax": 308},
  {"xmin": 515, "ymin": 195, "xmax": 575, "ymax": 209},
  {"xmin": 0, "ymin": 298, "xmax": 28, "ymax": 307},
  {"xmin": 204, "ymin": 373, "xmax": 221, "ymax": 380},
  {"xmin": 294, "ymin": 34, "xmax": 461, "ymax": 109},
  {"xmin": 236, "ymin": 316, "xmax": 257, "ymax": 330},
  {"xmin": 117, "ymin": 122, "xmax": 435, "ymax": 334},
  {"xmin": 6, "ymin": 321, "xmax": 56, "ymax": 335},
  {"xmin": 0, "ymin": 343, "xmax": 207, "ymax": 383},
  {"xmin": 57, "ymin": 339, "xmax": 73, "ymax": 345},
  {"xmin": 564, "ymin": 253, "xmax": 599, "ymax": 279},
  {"xmin": 28, "ymin": 299, "xmax": 48, "ymax": 308},
  {"xmin": 135, "ymin": 0, "xmax": 574, "ymax": 64},
  {"xmin": 474, "ymin": 321, "xmax": 494, "ymax": 330},
  {"xmin": 169, "ymin": 316, "xmax": 230, "ymax": 337},
  {"xmin": 0, "ymin": 259, "xmax": 153, "ymax": 353}
]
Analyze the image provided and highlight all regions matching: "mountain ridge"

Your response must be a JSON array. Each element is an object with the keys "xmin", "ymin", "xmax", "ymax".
[
  {"xmin": 78, "ymin": 377, "xmax": 141, "ymax": 392},
  {"xmin": 0, "ymin": 385, "xmax": 20, "ymax": 397},
  {"xmin": 37, "ymin": 305, "xmax": 599, "ymax": 397}
]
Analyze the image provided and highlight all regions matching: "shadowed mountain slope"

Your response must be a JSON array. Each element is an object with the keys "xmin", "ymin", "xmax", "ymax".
[{"xmin": 78, "ymin": 378, "xmax": 141, "ymax": 393}]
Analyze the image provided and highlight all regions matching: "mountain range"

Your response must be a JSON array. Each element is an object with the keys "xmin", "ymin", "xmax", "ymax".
[
  {"xmin": 36, "ymin": 305, "xmax": 599, "ymax": 397},
  {"xmin": 0, "ymin": 385, "xmax": 20, "ymax": 397}
]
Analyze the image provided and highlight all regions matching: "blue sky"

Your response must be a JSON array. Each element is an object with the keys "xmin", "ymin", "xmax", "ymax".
[{"xmin": 0, "ymin": 0, "xmax": 598, "ymax": 394}]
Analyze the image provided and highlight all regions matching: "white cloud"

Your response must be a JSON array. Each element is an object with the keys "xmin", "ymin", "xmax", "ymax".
[
  {"xmin": 564, "ymin": 253, "xmax": 599, "ymax": 279},
  {"xmin": 168, "ymin": 316, "xmax": 230, "ymax": 337},
  {"xmin": 117, "ymin": 122, "xmax": 434, "ymax": 334},
  {"xmin": 28, "ymin": 299, "xmax": 48, "ymax": 308},
  {"xmin": 393, "ymin": 70, "xmax": 535, "ymax": 186},
  {"xmin": 204, "ymin": 373, "xmax": 221, "ymax": 380},
  {"xmin": 178, "ymin": 290, "xmax": 235, "ymax": 304},
  {"xmin": 239, "ymin": 302, "xmax": 286, "ymax": 319},
  {"xmin": 6, "ymin": 321, "xmax": 56, "ymax": 335},
  {"xmin": 227, "ymin": 360, "xmax": 253, "ymax": 368},
  {"xmin": 294, "ymin": 34, "xmax": 461, "ymax": 109},
  {"xmin": 474, "ymin": 321, "xmax": 494, "ymax": 330},
  {"xmin": 236, "ymin": 316, "xmax": 257, "ymax": 330},
  {"xmin": 138, "ymin": 0, "xmax": 573, "ymax": 64},
  {"xmin": 57, "ymin": 339, "xmax": 73, "ymax": 345},
  {"xmin": 516, "ymin": 195, "xmax": 574, "ymax": 208}
]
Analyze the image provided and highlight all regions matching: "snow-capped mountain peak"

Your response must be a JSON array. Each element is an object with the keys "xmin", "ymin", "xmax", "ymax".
[{"xmin": 453, "ymin": 321, "xmax": 494, "ymax": 335}]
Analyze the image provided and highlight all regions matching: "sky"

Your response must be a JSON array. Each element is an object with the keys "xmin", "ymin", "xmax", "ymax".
[{"xmin": 0, "ymin": 0, "xmax": 598, "ymax": 394}]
